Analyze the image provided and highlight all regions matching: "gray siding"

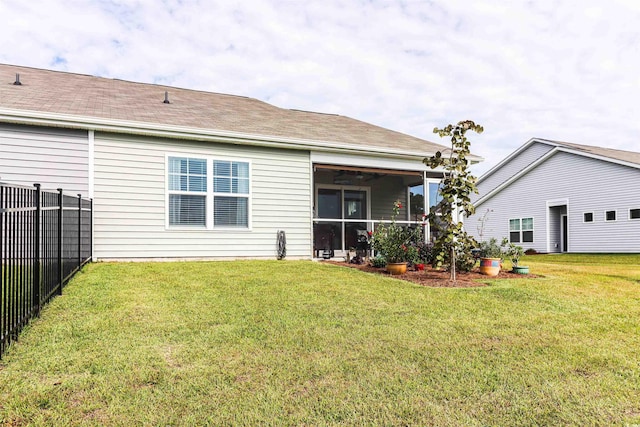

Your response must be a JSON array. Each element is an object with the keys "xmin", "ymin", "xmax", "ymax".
[
  {"xmin": 0, "ymin": 124, "xmax": 89, "ymax": 195},
  {"xmin": 470, "ymin": 151, "xmax": 640, "ymax": 253},
  {"xmin": 476, "ymin": 142, "xmax": 553, "ymax": 200},
  {"xmin": 93, "ymin": 133, "xmax": 312, "ymax": 259}
]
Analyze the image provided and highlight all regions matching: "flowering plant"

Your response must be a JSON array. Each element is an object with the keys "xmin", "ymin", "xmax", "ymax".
[{"xmin": 370, "ymin": 201, "xmax": 419, "ymax": 263}]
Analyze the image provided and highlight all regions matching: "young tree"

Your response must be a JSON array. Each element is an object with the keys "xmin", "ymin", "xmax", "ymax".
[{"xmin": 424, "ymin": 120, "xmax": 483, "ymax": 282}]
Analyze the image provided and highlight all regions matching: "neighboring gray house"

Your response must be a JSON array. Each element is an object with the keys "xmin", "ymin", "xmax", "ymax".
[
  {"xmin": 0, "ymin": 63, "xmax": 482, "ymax": 260},
  {"xmin": 469, "ymin": 138, "xmax": 640, "ymax": 253}
]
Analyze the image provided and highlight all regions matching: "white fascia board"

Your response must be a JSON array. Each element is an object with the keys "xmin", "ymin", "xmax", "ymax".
[
  {"xmin": 475, "ymin": 144, "xmax": 640, "ymax": 207},
  {"xmin": 0, "ymin": 107, "xmax": 481, "ymax": 162},
  {"xmin": 477, "ymin": 138, "xmax": 550, "ymax": 184}
]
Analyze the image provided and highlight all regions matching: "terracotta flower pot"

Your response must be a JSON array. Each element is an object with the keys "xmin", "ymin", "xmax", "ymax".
[
  {"xmin": 479, "ymin": 257, "xmax": 501, "ymax": 276},
  {"xmin": 386, "ymin": 262, "xmax": 407, "ymax": 275}
]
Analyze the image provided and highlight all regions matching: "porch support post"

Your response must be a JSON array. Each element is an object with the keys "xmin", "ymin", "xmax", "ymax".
[{"xmin": 423, "ymin": 171, "xmax": 429, "ymax": 242}]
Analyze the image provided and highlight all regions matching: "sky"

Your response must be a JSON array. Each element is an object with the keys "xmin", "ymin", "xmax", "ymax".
[{"xmin": 1, "ymin": 0, "xmax": 639, "ymax": 176}]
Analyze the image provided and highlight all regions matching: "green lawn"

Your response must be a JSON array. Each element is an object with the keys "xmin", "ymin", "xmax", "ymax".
[{"xmin": 1, "ymin": 255, "xmax": 639, "ymax": 426}]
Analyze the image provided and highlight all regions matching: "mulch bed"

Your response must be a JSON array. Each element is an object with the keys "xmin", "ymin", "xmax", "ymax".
[{"xmin": 324, "ymin": 261, "xmax": 538, "ymax": 288}]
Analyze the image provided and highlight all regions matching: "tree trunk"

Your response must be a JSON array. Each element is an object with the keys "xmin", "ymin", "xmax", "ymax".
[{"xmin": 450, "ymin": 246, "xmax": 456, "ymax": 282}]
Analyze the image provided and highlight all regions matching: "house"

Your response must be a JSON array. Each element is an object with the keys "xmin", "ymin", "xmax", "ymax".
[
  {"xmin": 469, "ymin": 138, "xmax": 640, "ymax": 253},
  {"xmin": 0, "ymin": 63, "xmax": 482, "ymax": 260}
]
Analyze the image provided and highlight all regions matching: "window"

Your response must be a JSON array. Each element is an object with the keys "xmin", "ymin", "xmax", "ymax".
[
  {"xmin": 167, "ymin": 156, "xmax": 250, "ymax": 229},
  {"xmin": 509, "ymin": 217, "xmax": 533, "ymax": 243},
  {"xmin": 428, "ymin": 181, "xmax": 443, "ymax": 208},
  {"xmin": 605, "ymin": 210, "xmax": 616, "ymax": 221},
  {"xmin": 583, "ymin": 212, "xmax": 594, "ymax": 223},
  {"xmin": 509, "ymin": 219, "xmax": 521, "ymax": 243},
  {"xmin": 630, "ymin": 208, "xmax": 640, "ymax": 220},
  {"xmin": 522, "ymin": 218, "xmax": 533, "ymax": 242},
  {"xmin": 213, "ymin": 161, "xmax": 249, "ymax": 227},
  {"xmin": 168, "ymin": 157, "xmax": 207, "ymax": 227}
]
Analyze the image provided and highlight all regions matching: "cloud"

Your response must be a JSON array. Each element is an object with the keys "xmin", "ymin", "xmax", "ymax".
[{"xmin": 0, "ymin": 0, "xmax": 639, "ymax": 176}]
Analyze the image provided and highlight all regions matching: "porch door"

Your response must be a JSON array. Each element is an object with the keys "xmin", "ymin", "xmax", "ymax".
[{"xmin": 315, "ymin": 186, "xmax": 369, "ymax": 254}]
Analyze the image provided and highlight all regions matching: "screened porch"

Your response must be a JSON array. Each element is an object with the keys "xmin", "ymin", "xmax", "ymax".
[{"xmin": 312, "ymin": 164, "xmax": 444, "ymax": 257}]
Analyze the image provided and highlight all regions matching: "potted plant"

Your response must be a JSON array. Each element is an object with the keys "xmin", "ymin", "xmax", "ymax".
[
  {"xmin": 371, "ymin": 201, "xmax": 418, "ymax": 275},
  {"xmin": 478, "ymin": 237, "xmax": 503, "ymax": 276},
  {"xmin": 505, "ymin": 242, "xmax": 529, "ymax": 274}
]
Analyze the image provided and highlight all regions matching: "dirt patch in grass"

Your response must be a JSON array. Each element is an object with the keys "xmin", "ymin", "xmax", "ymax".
[{"xmin": 324, "ymin": 261, "xmax": 539, "ymax": 287}]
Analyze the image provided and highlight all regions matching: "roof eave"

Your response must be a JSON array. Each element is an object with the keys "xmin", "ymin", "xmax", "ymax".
[
  {"xmin": 476, "ymin": 137, "xmax": 545, "ymax": 183},
  {"xmin": 0, "ymin": 107, "xmax": 481, "ymax": 162},
  {"xmin": 475, "ymin": 145, "xmax": 640, "ymax": 207}
]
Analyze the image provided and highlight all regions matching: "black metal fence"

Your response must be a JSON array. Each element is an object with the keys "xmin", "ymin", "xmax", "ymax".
[{"xmin": 0, "ymin": 182, "xmax": 92, "ymax": 358}]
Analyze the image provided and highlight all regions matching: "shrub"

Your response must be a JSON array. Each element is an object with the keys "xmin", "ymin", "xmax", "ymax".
[
  {"xmin": 415, "ymin": 240, "xmax": 434, "ymax": 265},
  {"xmin": 371, "ymin": 201, "xmax": 420, "ymax": 264},
  {"xmin": 504, "ymin": 242, "xmax": 525, "ymax": 267},
  {"xmin": 478, "ymin": 238, "xmax": 503, "ymax": 259},
  {"xmin": 370, "ymin": 255, "xmax": 387, "ymax": 268}
]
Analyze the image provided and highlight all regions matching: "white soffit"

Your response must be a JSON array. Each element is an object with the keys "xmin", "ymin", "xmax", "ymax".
[{"xmin": 310, "ymin": 151, "xmax": 442, "ymax": 173}]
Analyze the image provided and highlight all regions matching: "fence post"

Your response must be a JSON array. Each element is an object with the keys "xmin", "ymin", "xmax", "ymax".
[
  {"xmin": 89, "ymin": 198, "xmax": 93, "ymax": 261},
  {"xmin": 57, "ymin": 189, "xmax": 63, "ymax": 295},
  {"xmin": 77, "ymin": 194, "xmax": 82, "ymax": 269},
  {"xmin": 33, "ymin": 184, "xmax": 41, "ymax": 316}
]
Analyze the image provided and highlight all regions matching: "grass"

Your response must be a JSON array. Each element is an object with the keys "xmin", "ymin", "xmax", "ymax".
[{"xmin": 0, "ymin": 255, "xmax": 639, "ymax": 426}]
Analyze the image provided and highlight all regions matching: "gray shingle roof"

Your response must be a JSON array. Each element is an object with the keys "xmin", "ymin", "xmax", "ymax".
[
  {"xmin": 536, "ymin": 138, "xmax": 640, "ymax": 167},
  {"xmin": 0, "ymin": 63, "xmax": 466, "ymax": 158}
]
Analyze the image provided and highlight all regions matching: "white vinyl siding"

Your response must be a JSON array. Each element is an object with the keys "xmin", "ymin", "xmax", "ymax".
[
  {"xmin": 0, "ymin": 123, "xmax": 89, "ymax": 195},
  {"xmin": 93, "ymin": 133, "xmax": 311, "ymax": 259}
]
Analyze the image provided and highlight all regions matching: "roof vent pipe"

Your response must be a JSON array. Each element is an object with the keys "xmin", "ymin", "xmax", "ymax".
[
  {"xmin": 163, "ymin": 91, "xmax": 170, "ymax": 104},
  {"xmin": 13, "ymin": 73, "xmax": 22, "ymax": 85}
]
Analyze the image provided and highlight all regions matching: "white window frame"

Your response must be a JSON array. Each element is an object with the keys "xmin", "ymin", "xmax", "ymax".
[
  {"xmin": 165, "ymin": 153, "xmax": 252, "ymax": 231},
  {"xmin": 509, "ymin": 217, "xmax": 534, "ymax": 243},
  {"xmin": 605, "ymin": 210, "xmax": 616, "ymax": 222},
  {"xmin": 629, "ymin": 208, "xmax": 640, "ymax": 221},
  {"xmin": 583, "ymin": 212, "xmax": 594, "ymax": 223}
]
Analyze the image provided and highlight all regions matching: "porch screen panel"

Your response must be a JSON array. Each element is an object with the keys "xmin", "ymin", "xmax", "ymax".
[
  {"xmin": 318, "ymin": 189, "xmax": 341, "ymax": 218},
  {"xmin": 429, "ymin": 182, "xmax": 443, "ymax": 208},
  {"xmin": 344, "ymin": 190, "xmax": 367, "ymax": 249},
  {"xmin": 344, "ymin": 190, "xmax": 366, "ymax": 219}
]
